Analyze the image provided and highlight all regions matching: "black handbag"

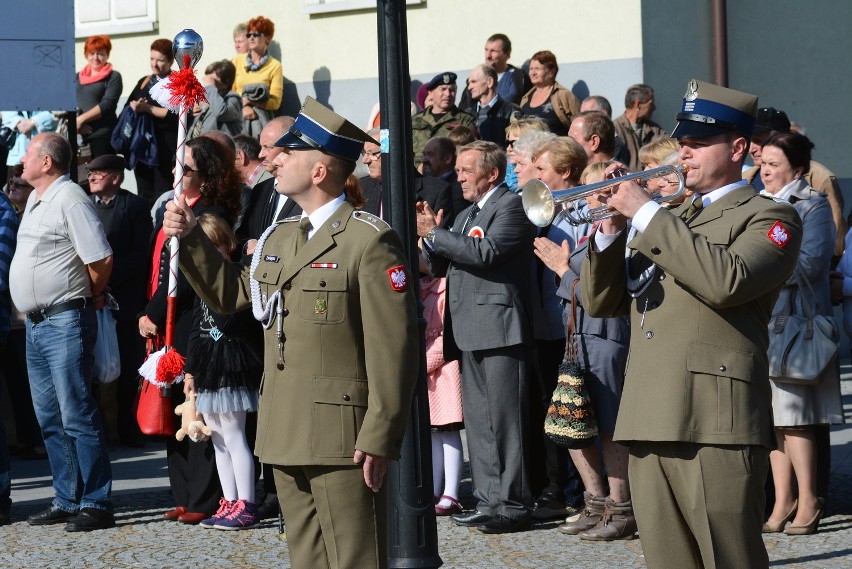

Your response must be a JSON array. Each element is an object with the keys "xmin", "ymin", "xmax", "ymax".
[
  {"xmin": 543, "ymin": 279, "xmax": 598, "ymax": 449},
  {"xmin": 768, "ymin": 269, "xmax": 838, "ymax": 384},
  {"xmin": 0, "ymin": 125, "xmax": 16, "ymax": 149}
]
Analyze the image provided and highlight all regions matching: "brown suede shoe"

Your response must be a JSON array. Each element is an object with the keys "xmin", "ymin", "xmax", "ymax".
[
  {"xmin": 578, "ymin": 498, "xmax": 638, "ymax": 541},
  {"xmin": 557, "ymin": 492, "xmax": 605, "ymax": 535}
]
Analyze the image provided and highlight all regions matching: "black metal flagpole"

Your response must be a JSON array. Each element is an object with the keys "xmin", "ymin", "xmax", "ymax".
[{"xmin": 377, "ymin": 1, "xmax": 442, "ymax": 567}]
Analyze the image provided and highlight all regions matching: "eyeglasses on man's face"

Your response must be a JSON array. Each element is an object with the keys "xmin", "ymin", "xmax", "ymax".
[
  {"xmin": 362, "ymin": 150, "xmax": 381, "ymax": 160},
  {"xmin": 87, "ymin": 171, "xmax": 112, "ymax": 180}
]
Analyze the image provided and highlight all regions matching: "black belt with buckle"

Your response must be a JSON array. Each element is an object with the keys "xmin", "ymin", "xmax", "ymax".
[{"xmin": 27, "ymin": 298, "xmax": 92, "ymax": 324}]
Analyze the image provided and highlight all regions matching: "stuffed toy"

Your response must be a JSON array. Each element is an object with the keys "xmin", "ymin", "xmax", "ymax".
[{"xmin": 174, "ymin": 390, "xmax": 212, "ymax": 442}]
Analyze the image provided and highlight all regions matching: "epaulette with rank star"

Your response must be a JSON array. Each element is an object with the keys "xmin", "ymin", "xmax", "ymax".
[{"xmin": 352, "ymin": 210, "xmax": 390, "ymax": 231}]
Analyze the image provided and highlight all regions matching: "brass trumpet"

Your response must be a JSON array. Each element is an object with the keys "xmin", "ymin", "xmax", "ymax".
[{"xmin": 521, "ymin": 164, "xmax": 690, "ymax": 227}]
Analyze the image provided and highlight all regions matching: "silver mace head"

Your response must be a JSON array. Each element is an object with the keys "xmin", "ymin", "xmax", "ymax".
[{"xmin": 173, "ymin": 29, "xmax": 203, "ymax": 70}]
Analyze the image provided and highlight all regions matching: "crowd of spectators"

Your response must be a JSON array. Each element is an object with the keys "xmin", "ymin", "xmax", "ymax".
[{"xmin": 0, "ymin": 24, "xmax": 846, "ymax": 569}]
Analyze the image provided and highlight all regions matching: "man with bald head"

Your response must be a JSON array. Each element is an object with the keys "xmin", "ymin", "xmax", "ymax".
[{"xmin": 238, "ymin": 116, "xmax": 302, "ymax": 251}]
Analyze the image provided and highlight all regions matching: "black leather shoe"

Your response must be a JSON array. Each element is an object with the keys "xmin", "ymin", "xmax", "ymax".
[
  {"xmin": 531, "ymin": 491, "xmax": 571, "ymax": 521},
  {"xmin": 257, "ymin": 492, "xmax": 280, "ymax": 520},
  {"xmin": 65, "ymin": 508, "xmax": 115, "ymax": 532},
  {"xmin": 28, "ymin": 505, "xmax": 76, "ymax": 526},
  {"xmin": 476, "ymin": 514, "xmax": 531, "ymax": 534},
  {"xmin": 451, "ymin": 510, "xmax": 493, "ymax": 527}
]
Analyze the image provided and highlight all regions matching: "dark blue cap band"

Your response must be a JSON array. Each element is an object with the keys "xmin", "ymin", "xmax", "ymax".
[
  {"xmin": 276, "ymin": 113, "xmax": 364, "ymax": 162},
  {"xmin": 680, "ymin": 97, "xmax": 755, "ymax": 136}
]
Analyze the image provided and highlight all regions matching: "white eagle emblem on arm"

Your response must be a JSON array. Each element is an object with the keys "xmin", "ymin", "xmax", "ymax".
[
  {"xmin": 768, "ymin": 221, "xmax": 790, "ymax": 248},
  {"xmin": 387, "ymin": 265, "xmax": 408, "ymax": 291}
]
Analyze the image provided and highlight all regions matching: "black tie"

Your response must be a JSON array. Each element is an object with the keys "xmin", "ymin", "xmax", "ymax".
[
  {"xmin": 296, "ymin": 217, "xmax": 312, "ymax": 252},
  {"xmin": 461, "ymin": 204, "xmax": 480, "ymax": 235}
]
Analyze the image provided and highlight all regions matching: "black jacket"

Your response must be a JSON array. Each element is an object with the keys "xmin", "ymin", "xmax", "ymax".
[
  {"xmin": 359, "ymin": 173, "xmax": 456, "ymax": 227},
  {"xmin": 89, "ymin": 189, "xmax": 152, "ymax": 321},
  {"xmin": 462, "ymin": 95, "xmax": 521, "ymax": 148},
  {"xmin": 237, "ymin": 177, "xmax": 302, "ymax": 243}
]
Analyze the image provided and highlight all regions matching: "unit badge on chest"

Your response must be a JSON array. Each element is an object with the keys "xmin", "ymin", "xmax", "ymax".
[{"xmin": 314, "ymin": 298, "xmax": 328, "ymax": 314}]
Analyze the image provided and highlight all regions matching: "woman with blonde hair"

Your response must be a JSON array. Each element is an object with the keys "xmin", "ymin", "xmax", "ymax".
[
  {"xmin": 533, "ymin": 160, "xmax": 634, "ymax": 540},
  {"xmin": 525, "ymin": 136, "xmax": 589, "ymax": 522},
  {"xmin": 637, "ymin": 135, "xmax": 690, "ymax": 202},
  {"xmin": 503, "ymin": 117, "xmax": 548, "ymax": 191}
]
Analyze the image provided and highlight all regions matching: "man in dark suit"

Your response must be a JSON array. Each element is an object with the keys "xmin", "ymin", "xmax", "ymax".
[
  {"xmin": 86, "ymin": 154, "xmax": 152, "ymax": 447},
  {"xmin": 420, "ymin": 136, "xmax": 466, "ymax": 226},
  {"xmin": 236, "ymin": 117, "xmax": 302, "ymax": 253},
  {"xmin": 360, "ymin": 130, "xmax": 455, "ymax": 224},
  {"xmin": 417, "ymin": 140, "xmax": 537, "ymax": 534}
]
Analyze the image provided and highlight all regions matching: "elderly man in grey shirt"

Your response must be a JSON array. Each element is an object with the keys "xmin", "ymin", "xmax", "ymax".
[{"xmin": 9, "ymin": 133, "xmax": 114, "ymax": 532}]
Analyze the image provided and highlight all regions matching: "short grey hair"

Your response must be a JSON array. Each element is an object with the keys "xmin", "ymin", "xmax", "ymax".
[
  {"xmin": 38, "ymin": 132, "xmax": 72, "ymax": 172},
  {"xmin": 458, "ymin": 140, "xmax": 507, "ymax": 182},
  {"xmin": 513, "ymin": 130, "xmax": 557, "ymax": 161}
]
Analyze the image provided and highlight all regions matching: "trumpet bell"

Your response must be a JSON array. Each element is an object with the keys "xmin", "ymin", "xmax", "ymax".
[
  {"xmin": 522, "ymin": 179, "xmax": 556, "ymax": 228},
  {"xmin": 521, "ymin": 164, "xmax": 690, "ymax": 227}
]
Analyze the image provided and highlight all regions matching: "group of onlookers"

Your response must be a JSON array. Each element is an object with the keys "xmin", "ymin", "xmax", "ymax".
[{"xmin": 0, "ymin": 23, "xmax": 847, "ymax": 569}]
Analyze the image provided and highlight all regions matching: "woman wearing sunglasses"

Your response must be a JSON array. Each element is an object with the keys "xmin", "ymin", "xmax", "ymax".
[{"xmin": 231, "ymin": 16, "xmax": 283, "ymax": 137}]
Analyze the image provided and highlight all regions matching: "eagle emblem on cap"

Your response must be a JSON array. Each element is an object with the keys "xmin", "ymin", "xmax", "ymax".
[
  {"xmin": 685, "ymin": 79, "xmax": 699, "ymax": 102},
  {"xmin": 443, "ymin": 73, "xmax": 451, "ymax": 84}
]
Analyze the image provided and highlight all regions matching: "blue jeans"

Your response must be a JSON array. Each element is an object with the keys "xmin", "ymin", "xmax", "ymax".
[{"xmin": 26, "ymin": 308, "xmax": 112, "ymax": 512}]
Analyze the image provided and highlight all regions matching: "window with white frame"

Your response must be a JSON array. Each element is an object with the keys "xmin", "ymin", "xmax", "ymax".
[{"xmin": 75, "ymin": 0, "xmax": 157, "ymax": 37}]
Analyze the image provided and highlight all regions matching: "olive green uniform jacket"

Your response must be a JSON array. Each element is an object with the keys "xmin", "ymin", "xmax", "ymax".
[
  {"xmin": 178, "ymin": 201, "xmax": 418, "ymax": 466},
  {"xmin": 411, "ymin": 105, "xmax": 476, "ymax": 164},
  {"xmin": 581, "ymin": 185, "xmax": 802, "ymax": 448}
]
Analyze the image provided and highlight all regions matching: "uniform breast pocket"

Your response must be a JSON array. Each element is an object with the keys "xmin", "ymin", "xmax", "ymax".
[
  {"xmin": 702, "ymin": 226, "xmax": 733, "ymax": 246},
  {"xmin": 311, "ymin": 376, "xmax": 368, "ymax": 458},
  {"xmin": 298, "ymin": 268, "xmax": 348, "ymax": 323},
  {"xmin": 252, "ymin": 261, "xmax": 285, "ymax": 302}
]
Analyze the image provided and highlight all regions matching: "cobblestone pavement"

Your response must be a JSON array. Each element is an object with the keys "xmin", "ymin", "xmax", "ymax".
[{"xmin": 1, "ymin": 371, "xmax": 850, "ymax": 568}]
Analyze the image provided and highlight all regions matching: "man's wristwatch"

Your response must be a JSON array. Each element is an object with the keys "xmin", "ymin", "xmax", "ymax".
[{"xmin": 425, "ymin": 227, "xmax": 438, "ymax": 243}]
